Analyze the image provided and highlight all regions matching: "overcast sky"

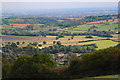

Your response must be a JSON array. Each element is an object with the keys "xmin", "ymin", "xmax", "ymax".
[
  {"xmin": 2, "ymin": 2, "xmax": 118, "ymax": 10},
  {"xmin": 1, "ymin": 0, "xmax": 120, "ymax": 2}
]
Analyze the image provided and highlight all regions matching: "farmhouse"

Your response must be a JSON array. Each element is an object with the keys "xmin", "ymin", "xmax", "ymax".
[
  {"xmin": 35, "ymin": 47, "xmax": 44, "ymax": 49},
  {"xmin": 75, "ymin": 53, "xmax": 82, "ymax": 57},
  {"xmin": 55, "ymin": 52, "xmax": 65, "ymax": 58}
]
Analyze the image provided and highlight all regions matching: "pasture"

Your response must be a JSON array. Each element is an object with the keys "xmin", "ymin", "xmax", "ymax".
[{"xmin": 78, "ymin": 40, "xmax": 118, "ymax": 50}]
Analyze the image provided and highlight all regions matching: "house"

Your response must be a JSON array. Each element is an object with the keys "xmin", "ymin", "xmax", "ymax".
[
  {"xmin": 55, "ymin": 52, "xmax": 65, "ymax": 58},
  {"xmin": 35, "ymin": 47, "xmax": 45, "ymax": 49},
  {"xmin": 75, "ymin": 53, "xmax": 82, "ymax": 57}
]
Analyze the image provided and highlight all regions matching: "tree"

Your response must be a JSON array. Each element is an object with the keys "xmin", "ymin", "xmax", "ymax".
[
  {"xmin": 53, "ymin": 41, "xmax": 56, "ymax": 44},
  {"xmin": 71, "ymin": 36, "xmax": 74, "ymax": 39},
  {"xmin": 11, "ymin": 43, "xmax": 17, "ymax": 48},
  {"xmin": 38, "ymin": 44, "xmax": 42, "ymax": 47},
  {"xmin": 8, "ymin": 54, "xmax": 56, "ymax": 78},
  {"xmin": 43, "ymin": 41, "xmax": 46, "ymax": 44},
  {"xmin": 16, "ymin": 42, "xmax": 20, "ymax": 45},
  {"xmin": 57, "ymin": 41, "xmax": 61, "ymax": 45},
  {"xmin": 85, "ymin": 35, "xmax": 93, "ymax": 38},
  {"xmin": 68, "ymin": 38, "xmax": 70, "ymax": 40},
  {"xmin": 56, "ymin": 37, "xmax": 59, "ymax": 40},
  {"xmin": 8, "ymin": 42, "xmax": 11, "ymax": 45},
  {"xmin": 22, "ymin": 42, "xmax": 25, "ymax": 44},
  {"xmin": 32, "ymin": 42, "xmax": 38, "ymax": 46}
]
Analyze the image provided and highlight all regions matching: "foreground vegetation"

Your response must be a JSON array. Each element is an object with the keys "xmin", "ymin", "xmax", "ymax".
[
  {"xmin": 73, "ymin": 75, "xmax": 119, "ymax": 80},
  {"xmin": 2, "ymin": 46, "xmax": 120, "ymax": 79}
]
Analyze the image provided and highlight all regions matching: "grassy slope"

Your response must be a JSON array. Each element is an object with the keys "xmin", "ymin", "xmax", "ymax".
[
  {"xmin": 78, "ymin": 40, "xmax": 118, "ymax": 50},
  {"xmin": 73, "ymin": 75, "xmax": 119, "ymax": 80}
]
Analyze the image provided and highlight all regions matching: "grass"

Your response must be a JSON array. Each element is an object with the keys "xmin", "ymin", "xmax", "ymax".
[
  {"xmin": 72, "ymin": 24, "xmax": 92, "ymax": 31},
  {"xmin": 73, "ymin": 75, "xmax": 119, "ymax": 80},
  {"xmin": 65, "ymin": 23, "xmax": 118, "ymax": 33},
  {"xmin": 92, "ymin": 75, "xmax": 119, "ymax": 78},
  {"xmin": 93, "ymin": 24, "xmax": 118, "ymax": 31},
  {"xmin": 78, "ymin": 40, "xmax": 118, "ymax": 50}
]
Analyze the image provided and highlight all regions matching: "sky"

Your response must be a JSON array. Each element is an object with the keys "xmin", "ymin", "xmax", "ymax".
[
  {"xmin": 2, "ymin": 2, "xmax": 118, "ymax": 10},
  {"xmin": 1, "ymin": 0, "xmax": 120, "ymax": 2}
]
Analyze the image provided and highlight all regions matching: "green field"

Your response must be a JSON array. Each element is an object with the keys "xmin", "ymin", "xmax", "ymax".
[
  {"xmin": 93, "ymin": 24, "xmax": 118, "ymax": 31},
  {"xmin": 73, "ymin": 75, "xmax": 119, "ymax": 80},
  {"xmin": 71, "ymin": 24, "xmax": 92, "ymax": 31},
  {"xmin": 92, "ymin": 75, "xmax": 119, "ymax": 78},
  {"xmin": 61, "ymin": 23, "xmax": 118, "ymax": 34},
  {"xmin": 78, "ymin": 40, "xmax": 118, "ymax": 50}
]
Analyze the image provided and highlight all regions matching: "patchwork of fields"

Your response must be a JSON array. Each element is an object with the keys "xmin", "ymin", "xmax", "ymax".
[
  {"xmin": 2, "ymin": 18, "xmax": 119, "ymax": 49},
  {"xmin": 2, "ymin": 34, "xmax": 118, "ymax": 49}
]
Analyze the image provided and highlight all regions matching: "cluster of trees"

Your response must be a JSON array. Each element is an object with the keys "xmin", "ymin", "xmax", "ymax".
[
  {"xmin": 41, "ymin": 43, "xmax": 97, "ymax": 54},
  {"xmin": 2, "ymin": 46, "xmax": 119, "ymax": 79},
  {"xmin": 2, "ymin": 17, "xmax": 58, "ymax": 26},
  {"xmin": 2, "ymin": 41, "xmax": 97, "ymax": 59},
  {"xmin": 3, "ymin": 54, "xmax": 57, "ymax": 79},
  {"xmin": 58, "ymin": 19, "xmax": 86, "ymax": 28},
  {"xmin": 84, "ymin": 14, "xmax": 118, "ymax": 22},
  {"xmin": 2, "ymin": 28, "xmax": 113, "ymax": 37},
  {"xmin": 2, "ymin": 14, "xmax": 118, "ymax": 28},
  {"xmin": 64, "ymin": 47, "xmax": 120, "ymax": 78},
  {"xmin": 58, "ymin": 14, "xmax": 118, "ymax": 28}
]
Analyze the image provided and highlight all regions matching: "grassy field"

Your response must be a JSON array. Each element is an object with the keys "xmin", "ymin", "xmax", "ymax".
[
  {"xmin": 93, "ymin": 24, "xmax": 118, "ymax": 31},
  {"xmin": 92, "ymin": 75, "xmax": 119, "ymax": 78},
  {"xmin": 62, "ymin": 23, "xmax": 118, "ymax": 33},
  {"xmin": 73, "ymin": 74, "xmax": 119, "ymax": 80},
  {"xmin": 78, "ymin": 40, "xmax": 118, "ymax": 50}
]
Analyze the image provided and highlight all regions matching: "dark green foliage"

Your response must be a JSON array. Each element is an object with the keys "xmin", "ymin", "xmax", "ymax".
[
  {"xmin": 26, "ymin": 25, "xmax": 34, "ymax": 30},
  {"xmin": 2, "ymin": 28, "xmax": 113, "ymax": 37},
  {"xmin": 32, "ymin": 42, "xmax": 38, "ymax": 46},
  {"xmin": 38, "ymin": 44, "xmax": 42, "ymax": 47},
  {"xmin": 85, "ymin": 35, "xmax": 93, "ymax": 38},
  {"xmin": 3, "ymin": 54, "xmax": 57, "ymax": 79},
  {"xmin": 42, "ymin": 44, "xmax": 96, "ymax": 54},
  {"xmin": 56, "ymin": 37, "xmax": 59, "ymax": 40},
  {"xmin": 11, "ymin": 43, "xmax": 18, "ymax": 48},
  {"xmin": 2, "ymin": 46, "xmax": 119, "ymax": 79},
  {"xmin": 7, "ymin": 42, "xmax": 11, "ymax": 45},
  {"xmin": 56, "ymin": 41, "xmax": 61, "ymax": 46},
  {"xmin": 53, "ymin": 41, "xmax": 56, "ymax": 44},
  {"xmin": 65, "ymin": 47, "xmax": 120, "ymax": 78},
  {"xmin": 16, "ymin": 42, "xmax": 20, "ymax": 45},
  {"xmin": 22, "ymin": 42, "xmax": 25, "ymax": 44},
  {"xmin": 68, "ymin": 38, "xmax": 70, "ymax": 40},
  {"xmin": 43, "ymin": 41, "xmax": 47, "ymax": 44},
  {"xmin": 2, "ymin": 17, "xmax": 58, "ymax": 26}
]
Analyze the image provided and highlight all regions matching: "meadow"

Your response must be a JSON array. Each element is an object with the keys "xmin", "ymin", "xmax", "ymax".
[{"xmin": 78, "ymin": 40, "xmax": 118, "ymax": 50}]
